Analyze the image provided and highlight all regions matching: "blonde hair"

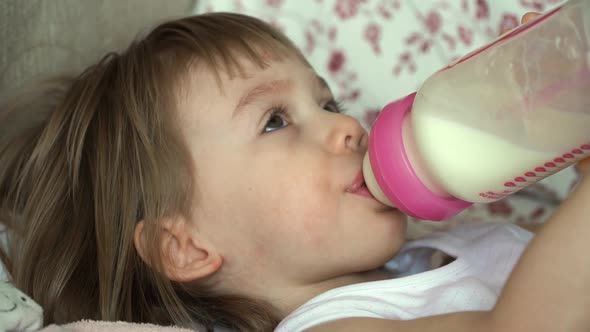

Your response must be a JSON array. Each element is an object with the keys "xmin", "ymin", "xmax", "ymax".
[{"xmin": 0, "ymin": 12, "xmax": 305, "ymax": 331}]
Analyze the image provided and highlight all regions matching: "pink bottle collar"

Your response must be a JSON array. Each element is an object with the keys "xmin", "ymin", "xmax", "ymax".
[{"xmin": 368, "ymin": 93, "xmax": 472, "ymax": 221}]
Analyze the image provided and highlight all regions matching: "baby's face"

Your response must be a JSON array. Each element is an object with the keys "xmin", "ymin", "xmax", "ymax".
[{"xmin": 177, "ymin": 55, "xmax": 407, "ymax": 289}]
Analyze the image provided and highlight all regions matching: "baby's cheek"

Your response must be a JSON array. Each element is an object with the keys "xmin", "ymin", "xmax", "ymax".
[
  {"xmin": 295, "ymin": 202, "xmax": 339, "ymax": 249},
  {"xmin": 296, "ymin": 179, "xmax": 340, "ymax": 243},
  {"xmin": 257, "ymin": 164, "xmax": 339, "ymax": 245},
  {"xmin": 262, "ymin": 191, "xmax": 334, "ymax": 248}
]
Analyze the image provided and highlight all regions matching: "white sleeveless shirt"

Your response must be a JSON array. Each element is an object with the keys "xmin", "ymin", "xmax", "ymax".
[{"xmin": 276, "ymin": 223, "xmax": 532, "ymax": 331}]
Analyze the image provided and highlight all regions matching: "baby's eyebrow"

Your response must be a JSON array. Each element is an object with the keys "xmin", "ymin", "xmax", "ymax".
[
  {"xmin": 232, "ymin": 79, "xmax": 292, "ymax": 118},
  {"xmin": 231, "ymin": 75, "xmax": 331, "ymax": 119},
  {"xmin": 316, "ymin": 75, "xmax": 331, "ymax": 93}
]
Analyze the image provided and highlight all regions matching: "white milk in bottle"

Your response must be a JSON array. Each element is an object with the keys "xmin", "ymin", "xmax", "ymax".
[{"xmin": 363, "ymin": 0, "xmax": 590, "ymax": 221}]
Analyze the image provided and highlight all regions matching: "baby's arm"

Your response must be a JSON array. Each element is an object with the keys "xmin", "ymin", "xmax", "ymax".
[
  {"xmin": 492, "ymin": 158, "xmax": 590, "ymax": 331},
  {"xmin": 308, "ymin": 160, "xmax": 590, "ymax": 332}
]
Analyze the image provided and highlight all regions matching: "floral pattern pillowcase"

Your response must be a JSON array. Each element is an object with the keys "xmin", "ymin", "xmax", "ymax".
[{"xmin": 193, "ymin": 0, "xmax": 578, "ymax": 233}]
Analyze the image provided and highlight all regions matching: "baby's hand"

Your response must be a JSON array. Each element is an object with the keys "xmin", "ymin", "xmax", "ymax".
[
  {"xmin": 577, "ymin": 158, "xmax": 590, "ymax": 178},
  {"xmin": 500, "ymin": 12, "xmax": 540, "ymax": 35}
]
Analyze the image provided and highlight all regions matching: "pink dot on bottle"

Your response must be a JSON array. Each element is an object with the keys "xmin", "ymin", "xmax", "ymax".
[
  {"xmin": 573, "ymin": 149, "xmax": 583, "ymax": 154},
  {"xmin": 505, "ymin": 182, "xmax": 516, "ymax": 187},
  {"xmin": 582, "ymin": 144, "xmax": 590, "ymax": 150},
  {"xmin": 554, "ymin": 158, "xmax": 565, "ymax": 163},
  {"xmin": 525, "ymin": 172, "xmax": 536, "ymax": 177},
  {"xmin": 544, "ymin": 163, "xmax": 555, "ymax": 168},
  {"xmin": 564, "ymin": 153, "xmax": 574, "ymax": 159},
  {"xmin": 515, "ymin": 177, "xmax": 526, "ymax": 182}
]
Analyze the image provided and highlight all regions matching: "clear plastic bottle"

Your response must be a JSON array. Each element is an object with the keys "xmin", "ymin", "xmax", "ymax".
[{"xmin": 363, "ymin": 0, "xmax": 590, "ymax": 221}]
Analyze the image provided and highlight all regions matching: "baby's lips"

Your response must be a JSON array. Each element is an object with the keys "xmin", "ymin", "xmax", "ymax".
[{"xmin": 346, "ymin": 170, "xmax": 365, "ymax": 193}]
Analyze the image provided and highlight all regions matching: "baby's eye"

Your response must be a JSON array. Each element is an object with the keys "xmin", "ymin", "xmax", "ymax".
[
  {"xmin": 263, "ymin": 108, "xmax": 289, "ymax": 133},
  {"xmin": 323, "ymin": 99, "xmax": 345, "ymax": 113}
]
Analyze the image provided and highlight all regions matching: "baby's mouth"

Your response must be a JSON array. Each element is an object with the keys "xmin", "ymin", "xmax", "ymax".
[{"xmin": 346, "ymin": 170, "xmax": 376, "ymax": 199}]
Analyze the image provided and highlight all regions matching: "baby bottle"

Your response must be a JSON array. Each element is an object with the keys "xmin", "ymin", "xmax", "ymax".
[{"xmin": 363, "ymin": 0, "xmax": 590, "ymax": 221}]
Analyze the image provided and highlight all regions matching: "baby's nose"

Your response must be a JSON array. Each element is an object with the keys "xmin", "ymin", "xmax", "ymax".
[{"xmin": 323, "ymin": 114, "xmax": 367, "ymax": 154}]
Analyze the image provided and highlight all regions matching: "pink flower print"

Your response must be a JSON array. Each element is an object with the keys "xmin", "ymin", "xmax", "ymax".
[
  {"xmin": 328, "ymin": 27, "xmax": 337, "ymax": 42},
  {"xmin": 364, "ymin": 23, "xmax": 382, "ymax": 54},
  {"xmin": 269, "ymin": 19, "xmax": 285, "ymax": 32},
  {"xmin": 377, "ymin": 0, "xmax": 401, "ymax": 20},
  {"xmin": 404, "ymin": 31, "xmax": 432, "ymax": 54},
  {"xmin": 311, "ymin": 20, "xmax": 325, "ymax": 33},
  {"xmin": 341, "ymin": 89, "xmax": 361, "ymax": 102},
  {"xmin": 266, "ymin": 0, "xmax": 284, "ymax": 8},
  {"xmin": 487, "ymin": 200, "xmax": 513, "ymax": 217},
  {"xmin": 461, "ymin": 0, "xmax": 468, "ymax": 12},
  {"xmin": 420, "ymin": 40, "xmax": 432, "ymax": 52},
  {"xmin": 365, "ymin": 109, "xmax": 381, "ymax": 127},
  {"xmin": 334, "ymin": 0, "xmax": 366, "ymax": 20},
  {"xmin": 424, "ymin": 11, "xmax": 442, "ymax": 34},
  {"xmin": 406, "ymin": 32, "xmax": 421, "ymax": 45},
  {"xmin": 328, "ymin": 50, "xmax": 346, "ymax": 73},
  {"xmin": 529, "ymin": 207, "xmax": 546, "ymax": 220},
  {"xmin": 232, "ymin": 0, "xmax": 245, "ymax": 12},
  {"xmin": 304, "ymin": 30, "xmax": 316, "ymax": 55},
  {"xmin": 304, "ymin": 20, "xmax": 330, "ymax": 56},
  {"xmin": 441, "ymin": 33, "xmax": 456, "ymax": 51},
  {"xmin": 393, "ymin": 52, "xmax": 416, "ymax": 76},
  {"xmin": 386, "ymin": 0, "xmax": 401, "ymax": 9},
  {"xmin": 519, "ymin": 0, "xmax": 545, "ymax": 12},
  {"xmin": 449, "ymin": 54, "xmax": 461, "ymax": 63},
  {"xmin": 458, "ymin": 25, "xmax": 473, "ymax": 46},
  {"xmin": 499, "ymin": 14, "xmax": 519, "ymax": 35},
  {"xmin": 377, "ymin": 4, "xmax": 392, "ymax": 19},
  {"xmin": 476, "ymin": 0, "xmax": 489, "ymax": 19}
]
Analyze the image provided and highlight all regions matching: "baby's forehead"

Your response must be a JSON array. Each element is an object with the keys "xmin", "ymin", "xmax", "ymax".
[
  {"xmin": 184, "ymin": 55, "xmax": 317, "ymax": 97},
  {"xmin": 174, "ymin": 57, "xmax": 324, "ymax": 129}
]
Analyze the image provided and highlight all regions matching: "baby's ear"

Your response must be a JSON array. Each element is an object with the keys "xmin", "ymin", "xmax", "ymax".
[{"xmin": 134, "ymin": 218, "xmax": 223, "ymax": 282}]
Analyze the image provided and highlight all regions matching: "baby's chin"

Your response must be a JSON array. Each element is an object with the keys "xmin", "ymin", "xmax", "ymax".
[{"xmin": 368, "ymin": 214, "xmax": 408, "ymax": 257}]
